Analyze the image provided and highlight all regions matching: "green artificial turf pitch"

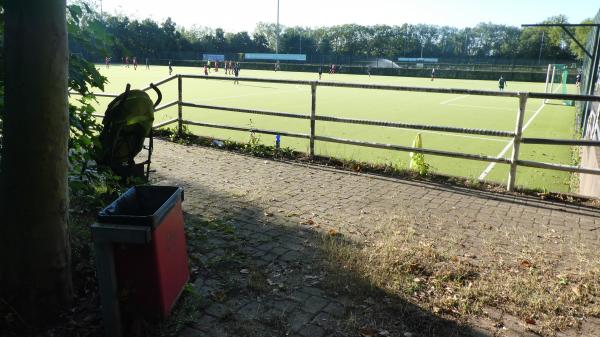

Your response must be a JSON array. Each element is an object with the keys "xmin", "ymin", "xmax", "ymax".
[{"xmin": 88, "ymin": 65, "xmax": 579, "ymax": 192}]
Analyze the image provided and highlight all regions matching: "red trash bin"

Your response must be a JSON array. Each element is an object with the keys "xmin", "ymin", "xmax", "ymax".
[{"xmin": 92, "ymin": 186, "xmax": 189, "ymax": 336}]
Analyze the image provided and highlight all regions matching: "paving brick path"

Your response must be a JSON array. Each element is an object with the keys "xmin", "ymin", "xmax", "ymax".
[{"xmin": 149, "ymin": 139, "xmax": 600, "ymax": 337}]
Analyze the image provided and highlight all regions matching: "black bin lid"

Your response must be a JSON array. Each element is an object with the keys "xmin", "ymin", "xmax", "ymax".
[{"xmin": 97, "ymin": 185, "xmax": 184, "ymax": 228}]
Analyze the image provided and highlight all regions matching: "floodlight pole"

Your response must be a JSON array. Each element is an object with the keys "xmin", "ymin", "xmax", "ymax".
[{"xmin": 276, "ymin": 0, "xmax": 280, "ymax": 55}]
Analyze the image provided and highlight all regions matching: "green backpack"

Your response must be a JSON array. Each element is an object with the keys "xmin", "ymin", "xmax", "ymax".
[{"xmin": 96, "ymin": 83, "xmax": 162, "ymax": 171}]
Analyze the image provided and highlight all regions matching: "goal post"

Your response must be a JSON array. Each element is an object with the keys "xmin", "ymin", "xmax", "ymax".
[{"xmin": 544, "ymin": 64, "xmax": 573, "ymax": 105}]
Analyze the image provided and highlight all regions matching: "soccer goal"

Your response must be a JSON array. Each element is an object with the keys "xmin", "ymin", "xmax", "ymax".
[{"xmin": 544, "ymin": 64, "xmax": 574, "ymax": 106}]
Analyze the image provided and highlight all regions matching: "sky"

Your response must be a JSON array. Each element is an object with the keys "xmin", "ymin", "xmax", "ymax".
[{"xmin": 98, "ymin": 0, "xmax": 599, "ymax": 32}]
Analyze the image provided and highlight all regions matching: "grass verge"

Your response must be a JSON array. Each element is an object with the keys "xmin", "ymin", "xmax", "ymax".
[{"xmin": 318, "ymin": 214, "xmax": 600, "ymax": 336}]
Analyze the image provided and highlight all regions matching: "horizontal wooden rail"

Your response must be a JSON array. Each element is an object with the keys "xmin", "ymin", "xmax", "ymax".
[
  {"xmin": 181, "ymin": 74, "xmax": 313, "ymax": 86},
  {"xmin": 155, "ymin": 100, "xmax": 178, "ymax": 112},
  {"xmin": 183, "ymin": 74, "xmax": 600, "ymax": 102},
  {"xmin": 183, "ymin": 101, "xmax": 513, "ymax": 138},
  {"xmin": 313, "ymin": 135, "xmax": 512, "ymax": 164},
  {"xmin": 528, "ymin": 92, "xmax": 600, "ymax": 102},
  {"xmin": 518, "ymin": 159, "xmax": 600, "ymax": 175},
  {"xmin": 316, "ymin": 81, "xmax": 522, "ymax": 98},
  {"xmin": 141, "ymin": 75, "xmax": 177, "ymax": 91},
  {"xmin": 153, "ymin": 118, "xmax": 178, "ymax": 129},
  {"xmin": 182, "ymin": 120, "xmax": 310, "ymax": 139},
  {"xmin": 181, "ymin": 102, "xmax": 310, "ymax": 120},
  {"xmin": 521, "ymin": 138, "xmax": 600, "ymax": 146},
  {"xmin": 315, "ymin": 115, "xmax": 515, "ymax": 137}
]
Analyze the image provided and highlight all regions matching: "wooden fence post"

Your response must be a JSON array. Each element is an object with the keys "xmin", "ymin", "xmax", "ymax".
[
  {"xmin": 507, "ymin": 92, "xmax": 528, "ymax": 191},
  {"xmin": 310, "ymin": 82, "xmax": 317, "ymax": 157},
  {"xmin": 177, "ymin": 75, "xmax": 183, "ymax": 135}
]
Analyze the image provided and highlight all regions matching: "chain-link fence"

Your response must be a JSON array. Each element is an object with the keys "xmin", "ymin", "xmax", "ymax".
[{"xmin": 579, "ymin": 10, "xmax": 600, "ymax": 138}]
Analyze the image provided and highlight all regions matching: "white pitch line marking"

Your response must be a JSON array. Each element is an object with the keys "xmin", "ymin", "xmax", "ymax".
[
  {"xmin": 477, "ymin": 102, "xmax": 546, "ymax": 180},
  {"xmin": 415, "ymin": 130, "xmax": 507, "ymax": 142},
  {"xmin": 446, "ymin": 103, "xmax": 534, "ymax": 113},
  {"xmin": 440, "ymin": 95, "xmax": 468, "ymax": 105}
]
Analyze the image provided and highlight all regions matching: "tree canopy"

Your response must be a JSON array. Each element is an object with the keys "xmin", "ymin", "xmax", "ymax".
[{"xmin": 69, "ymin": 5, "xmax": 593, "ymax": 64}]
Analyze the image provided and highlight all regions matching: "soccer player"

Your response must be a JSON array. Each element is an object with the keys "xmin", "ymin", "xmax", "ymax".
[
  {"xmin": 204, "ymin": 65, "xmax": 208, "ymax": 76},
  {"xmin": 275, "ymin": 60, "xmax": 280, "ymax": 72},
  {"xmin": 318, "ymin": 66, "xmax": 323, "ymax": 80},
  {"xmin": 367, "ymin": 65, "xmax": 371, "ymax": 77},
  {"xmin": 105, "ymin": 56, "xmax": 110, "ymax": 69},
  {"xmin": 125, "ymin": 56, "xmax": 129, "ymax": 68},
  {"xmin": 234, "ymin": 62, "xmax": 240, "ymax": 84},
  {"xmin": 207, "ymin": 60, "xmax": 212, "ymax": 72},
  {"xmin": 431, "ymin": 68, "xmax": 436, "ymax": 81},
  {"xmin": 225, "ymin": 60, "xmax": 229, "ymax": 75},
  {"xmin": 133, "ymin": 57, "xmax": 138, "ymax": 70},
  {"xmin": 168, "ymin": 60, "xmax": 173, "ymax": 75},
  {"xmin": 214, "ymin": 61, "xmax": 219, "ymax": 72},
  {"xmin": 576, "ymin": 72, "xmax": 582, "ymax": 87},
  {"xmin": 145, "ymin": 57, "xmax": 149, "ymax": 70},
  {"xmin": 498, "ymin": 75, "xmax": 507, "ymax": 91},
  {"xmin": 332, "ymin": 64, "xmax": 336, "ymax": 74}
]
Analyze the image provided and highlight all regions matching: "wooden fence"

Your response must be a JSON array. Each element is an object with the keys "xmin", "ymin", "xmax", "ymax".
[{"xmin": 73, "ymin": 74, "xmax": 600, "ymax": 192}]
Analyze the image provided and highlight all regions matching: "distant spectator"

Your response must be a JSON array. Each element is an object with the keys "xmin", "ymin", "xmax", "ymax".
[{"xmin": 498, "ymin": 75, "xmax": 507, "ymax": 91}]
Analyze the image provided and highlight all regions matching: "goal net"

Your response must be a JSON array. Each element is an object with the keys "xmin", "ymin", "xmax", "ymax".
[{"xmin": 544, "ymin": 64, "xmax": 573, "ymax": 106}]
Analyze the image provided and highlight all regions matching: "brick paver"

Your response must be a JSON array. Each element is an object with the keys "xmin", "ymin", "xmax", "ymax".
[{"xmin": 149, "ymin": 139, "xmax": 600, "ymax": 337}]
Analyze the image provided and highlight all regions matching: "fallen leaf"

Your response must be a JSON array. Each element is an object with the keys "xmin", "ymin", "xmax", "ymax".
[
  {"xmin": 264, "ymin": 212, "xmax": 274, "ymax": 217},
  {"xmin": 520, "ymin": 259, "xmax": 532, "ymax": 268},
  {"xmin": 328, "ymin": 229, "xmax": 339, "ymax": 236},
  {"xmin": 525, "ymin": 317, "xmax": 536, "ymax": 325},
  {"xmin": 572, "ymin": 286, "xmax": 581, "ymax": 297},
  {"xmin": 240, "ymin": 269, "xmax": 249, "ymax": 274},
  {"xmin": 212, "ymin": 291, "xmax": 226, "ymax": 302},
  {"xmin": 379, "ymin": 330, "xmax": 390, "ymax": 336}
]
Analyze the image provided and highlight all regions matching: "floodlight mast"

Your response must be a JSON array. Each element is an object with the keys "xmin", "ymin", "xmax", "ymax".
[{"xmin": 276, "ymin": 0, "xmax": 280, "ymax": 55}]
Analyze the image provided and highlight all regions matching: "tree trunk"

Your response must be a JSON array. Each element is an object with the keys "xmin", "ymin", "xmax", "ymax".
[{"xmin": 0, "ymin": 0, "xmax": 72, "ymax": 323}]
